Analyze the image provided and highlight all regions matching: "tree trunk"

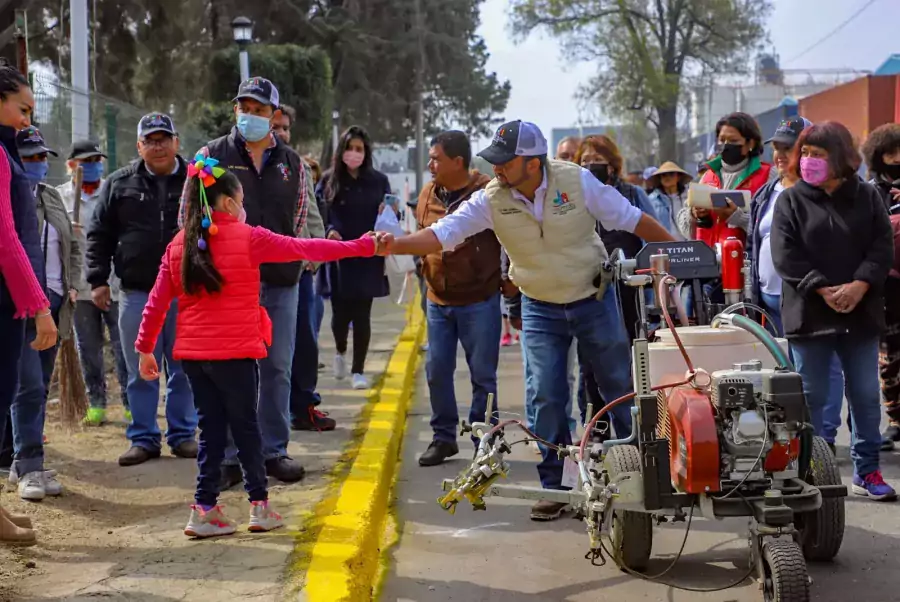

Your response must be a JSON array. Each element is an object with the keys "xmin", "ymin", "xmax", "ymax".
[{"xmin": 656, "ymin": 105, "xmax": 678, "ymax": 164}]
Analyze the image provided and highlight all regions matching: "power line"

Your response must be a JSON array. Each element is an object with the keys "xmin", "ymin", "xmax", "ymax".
[{"xmin": 785, "ymin": 0, "xmax": 879, "ymax": 65}]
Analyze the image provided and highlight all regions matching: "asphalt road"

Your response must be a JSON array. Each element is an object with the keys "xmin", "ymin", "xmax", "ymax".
[{"xmin": 382, "ymin": 341, "xmax": 900, "ymax": 602}]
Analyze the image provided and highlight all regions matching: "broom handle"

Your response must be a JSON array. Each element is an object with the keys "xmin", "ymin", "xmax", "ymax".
[{"xmin": 73, "ymin": 165, "xmax": 84, "ymax": 224}]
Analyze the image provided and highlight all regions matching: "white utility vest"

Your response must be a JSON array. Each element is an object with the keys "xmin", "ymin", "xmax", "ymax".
[{"xmin": 487, "ymin": 159, "xmax": 608, "ymax": 304}]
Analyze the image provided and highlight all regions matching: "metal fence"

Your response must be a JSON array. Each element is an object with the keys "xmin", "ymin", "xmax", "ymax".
[{"xmin": 31, "ymin": 72, "xmax": 207, "ymax": 187}]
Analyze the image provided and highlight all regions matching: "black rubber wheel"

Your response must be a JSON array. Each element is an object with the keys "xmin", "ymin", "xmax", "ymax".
[
  {"xmin": 605, "ymin": 445, "xmax": 653, "ymax": 571},
  {"xmin": 799, "ymin": 435, "xmax": 845, "ymax": 561},
  {"xmin": 761, "ymin": 540, "xmax": 810, "ymax": 602}
]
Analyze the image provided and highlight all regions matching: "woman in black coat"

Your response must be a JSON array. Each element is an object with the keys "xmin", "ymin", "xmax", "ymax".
[
  {"xmin": 316, "ymin": 126, "xmax": 390, "ymax": 390},
  {"xmin": 771, "ymin": 121, "xmax": 896, "ymax": 501}
]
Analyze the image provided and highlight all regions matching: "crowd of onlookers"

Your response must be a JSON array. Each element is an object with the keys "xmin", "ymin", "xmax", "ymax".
[
  {"xmin": 0, "ymin": 67, "xmax": 395, "ymax": 542},
  {"xmin": 4, "ymin": 53, "xmax": 900, "ymax": 544}
]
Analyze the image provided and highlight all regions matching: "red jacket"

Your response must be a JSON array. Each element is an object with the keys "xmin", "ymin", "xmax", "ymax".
[
  {"xmin": 697, "ymin": 155, "xmax": 773, "ymax": 248},
  {"xmin": 136, "ymin": 211, "xmax": 375, "ymax": 360}
]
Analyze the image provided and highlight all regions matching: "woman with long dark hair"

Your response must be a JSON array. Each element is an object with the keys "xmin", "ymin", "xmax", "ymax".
[
  {"xmin": 772, "ymin": 121, "xmax": 896, "ymax": 501},
  {"xmin": 0, "ymin": 61, "xmax": 56, "ymax": 544},
  {"xmin": 317, "ymin": 125, "xmax": 392, "ymax": 390}
]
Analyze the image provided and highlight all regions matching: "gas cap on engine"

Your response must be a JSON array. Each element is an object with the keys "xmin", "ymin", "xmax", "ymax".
[{"xmin": 733, "ymin": 360, "xmax": 763, "ymax": 372}]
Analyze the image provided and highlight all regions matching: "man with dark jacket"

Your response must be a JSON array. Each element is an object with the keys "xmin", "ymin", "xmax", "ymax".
[
  {"xmin": 86, "ymin": 113, "xmax": 197, "ymax": 467},
  {"xmin": 184, "ymin": 78, "xmax": 308, "ymax": 485},
  {"xmin": 416, "ymin": 131, "xmax": 502, "ymax": 466}
]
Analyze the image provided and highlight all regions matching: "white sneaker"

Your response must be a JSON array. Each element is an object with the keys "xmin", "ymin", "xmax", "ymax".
[
  {"xmin": 43, "ymin": 472, "xmax": 63, "ymax": 496},
  {"xmin": 248, "ymin": 500, "xmax": 284, "ymax": 532},
  {"xmin": 18, "ymin": 472, "xmax": 45, "ymax": 501},
  {"xmin": 334, "ymin": 354, "xmax": 347, "ymax": 380},
  {"xmin": 184, "ymin": 505, "xmax": 237, "ymax": 538},
  {"xmin": 8, "ymin": 465, "xmax": 57, "ymax": 486},
  {"xmin": 351, "ymin": 373, "xmax": 369, "ymax": 390}
]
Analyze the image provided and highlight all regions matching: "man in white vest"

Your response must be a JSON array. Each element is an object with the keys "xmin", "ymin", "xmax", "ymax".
[{"xmin": 378, "ymin": 121, "xmax": 674, "ymax": 520}]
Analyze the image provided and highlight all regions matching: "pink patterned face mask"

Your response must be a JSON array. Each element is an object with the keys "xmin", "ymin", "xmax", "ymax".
[
  {"xmin": 800, "ymin": 157, "xmax": 830, "ymax": 186},
  {"xmin": 342, "ymin": 150, "xmax": 364, "ymax": 170}
]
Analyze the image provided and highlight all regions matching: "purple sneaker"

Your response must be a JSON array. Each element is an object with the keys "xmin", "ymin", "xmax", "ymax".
[{"xmin": 852, "ymin": 470, "xmax": 897, "ymax": 501}]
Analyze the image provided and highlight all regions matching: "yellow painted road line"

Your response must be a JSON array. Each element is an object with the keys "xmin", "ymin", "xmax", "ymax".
[{"xmin": 301, "ymin": 298, "xmax": 425, "ymax": 601}]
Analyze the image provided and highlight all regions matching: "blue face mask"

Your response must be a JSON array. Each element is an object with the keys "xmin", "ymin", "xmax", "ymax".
[
  {"xmin": 81, "ymin": 161, "xmax": 104, "ymax": 183},
  {"xmin": 23, "ymin": 160, "xmax": 48, "ymax": 185},
  {"xmin": 236, "ymin": 113, "xmax": 272, "ymax": 143}
]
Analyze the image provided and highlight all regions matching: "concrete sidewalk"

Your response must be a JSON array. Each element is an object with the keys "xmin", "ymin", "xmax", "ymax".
[
  {"xmin": 0, "ymin": 291, "xmax": 410, "ymax": 602},
  {"xmin": 383, "ymin": 340, "xmax": 900, "ymax": 602}
]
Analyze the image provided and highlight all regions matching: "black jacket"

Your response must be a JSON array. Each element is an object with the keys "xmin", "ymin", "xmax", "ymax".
[
  {"xmin": 206, "ymin": 129, "xmax": 306, "ymax": 287},
  {"xmin": 317, "ymin": 168, "xmax": 390, "ymax": 299},
  {"xmin": 771, "ymin": 177, "xmax": 893, "ymax": 338},
  {"xmin": 86, "ymin": 156, "xmax": 187, "ymax": 293}
]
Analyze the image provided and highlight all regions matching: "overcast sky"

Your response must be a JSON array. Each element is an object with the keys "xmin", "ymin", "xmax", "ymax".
[{"xmin": 475, "ymin": 0, "xmax": 900, "ymax": 149}]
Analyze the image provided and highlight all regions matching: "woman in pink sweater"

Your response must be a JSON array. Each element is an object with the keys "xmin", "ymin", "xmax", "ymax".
[{"xmin": 0, "ymin": 61, "xmax": 58, "ymax": 545}]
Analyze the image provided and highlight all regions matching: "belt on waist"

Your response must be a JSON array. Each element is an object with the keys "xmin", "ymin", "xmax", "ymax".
[{"xmin": 523, "ymin": 294, "xmax": 598, "ymax": 309}]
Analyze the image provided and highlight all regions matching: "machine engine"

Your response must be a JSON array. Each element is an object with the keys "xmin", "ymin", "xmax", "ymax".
[{"xmin": 667, "ymin": 361, "xmax": 807, "ymax": 494}]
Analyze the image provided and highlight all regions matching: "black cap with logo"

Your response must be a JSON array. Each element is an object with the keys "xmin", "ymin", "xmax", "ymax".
[
  {"xmin": 138, "ymin": 113, "xmax": 177, "ymax": 138},
  {"xmin": 68, "ymin": 140, "xmax": 107, "ymax": 161},
  {"xmin": 233, "ymin": 77, "xmax": 280, "ymax": 107},
  {"xmin": 765, "ymin": 116, "xmax": 812, "ymax": 147},
  {"xmin": 16, "ymin": 127, "xmax": 58, "ymax": 158}
]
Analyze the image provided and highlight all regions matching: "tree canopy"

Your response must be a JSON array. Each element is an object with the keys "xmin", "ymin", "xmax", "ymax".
[
  {"xmin": 24, "ymin": 0, "xmax": 509, "ymax": 147},
  {"xmin": 511, "ymin": 0, "xmax": 772, "ymax": 161}
]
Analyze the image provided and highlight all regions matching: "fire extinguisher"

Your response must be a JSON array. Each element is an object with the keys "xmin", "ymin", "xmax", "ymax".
[{"xmin": 721, "ymin": 236, "xmax": 744, "ymax": 306}]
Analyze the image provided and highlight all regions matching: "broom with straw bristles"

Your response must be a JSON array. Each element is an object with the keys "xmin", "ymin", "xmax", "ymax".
[{"xmin": 55, "ymin": 165, "xmax": 89, "ymax": 428}]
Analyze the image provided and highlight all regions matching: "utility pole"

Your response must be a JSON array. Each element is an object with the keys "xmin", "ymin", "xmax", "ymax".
[
  {"xmin": 413, "ymin": 0, "xmax": 425, "ymax": 195},
  {"xmin": 70, "ymin": 0, "xmax": 91, "ymax": 142}
]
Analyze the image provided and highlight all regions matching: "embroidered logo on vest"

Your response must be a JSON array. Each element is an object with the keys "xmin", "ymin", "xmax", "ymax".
[
  {"xmin": 552, "ymin": 190, "xmax": 576, "ymax": 215},
  {"xmin": 276, "ymin": 162, "xmax": 290, "ymax": 182}
]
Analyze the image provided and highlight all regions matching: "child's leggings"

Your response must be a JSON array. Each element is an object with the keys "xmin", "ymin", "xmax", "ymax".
[{"xmin": 182, "ymin": 359, "xmax": 267, "ymax": 507}]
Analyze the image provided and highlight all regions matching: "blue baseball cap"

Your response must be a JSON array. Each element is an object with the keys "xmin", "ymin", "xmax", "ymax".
[{"xmin": 233, "ymin": 77, "xmax": 280, "ymax": 107}]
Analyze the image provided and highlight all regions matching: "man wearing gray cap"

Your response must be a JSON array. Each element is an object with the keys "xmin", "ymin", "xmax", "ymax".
[
  {"xmin": 86, "ymin": 112, "xmax": 197, "ymax": 467},
  {"xmin": 377, "ymin": 120, "xmax": 674, "ymax": 520}
]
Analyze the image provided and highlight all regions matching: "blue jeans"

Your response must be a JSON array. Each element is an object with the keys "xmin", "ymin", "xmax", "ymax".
[
  {"xmin": 522, "ymin": 289, "xmax": 634, "ymax": 489},
  {"xmin": 290, "ymin": 271, "xmax": 322, "ymax": 417},
  {"xmin": 184, "ymin": 359, "xmax": 267, "ymax": 507},
  {"xmin": 426, "ymin": 294, "xmax": 501, "ymax": 444},
  {"xmin": 315, "ymin": 292, "xmax": 325, "ymax": 336},
  {"xmin": 11, "ymin": 291, "xmax": 63, "ymax": 475},
  {"xmin": 225, "ymin": 282, "xmax": 299, "ymax": 465},
  {"xmin": 73, "ymin": 300, "xmax": 129, "ymax": 410},
  {"xmin": 119, "ymin": 289, "xmax": 196, "ymax": 452},
  {"xmin": 792, "ymin": 333, "xmax": 882, "ymax": 477},
  {"xmin": 526, "ymin": 340, "xmax": 579, "ymax": 433},
  {"xmin": 761, "ymin": 293, "xmax": 844, "ymax": 443}
]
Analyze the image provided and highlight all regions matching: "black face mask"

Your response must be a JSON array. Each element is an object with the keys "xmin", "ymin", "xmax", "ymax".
[
  {"xmin": 587, "ymin": 163, "xmax": 611, "ymax": 184},
  {"xmin": 721, "ymin": 143, "xmax": 746, "ymax": 166},
  {"xmin": 882, "ymin": 163, "xmax": 900, "ymax": 183}
]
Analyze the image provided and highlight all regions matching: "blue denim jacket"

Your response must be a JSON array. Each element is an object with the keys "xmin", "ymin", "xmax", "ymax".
[{"xmin": 647, "ymin": 188, "xmax": 689, "ymax": 238}]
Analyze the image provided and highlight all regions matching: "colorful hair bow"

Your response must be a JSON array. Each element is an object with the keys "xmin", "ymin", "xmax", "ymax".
[{"xmin": 188, "ymin": 152, "xmax": 227, "ymax": 249}]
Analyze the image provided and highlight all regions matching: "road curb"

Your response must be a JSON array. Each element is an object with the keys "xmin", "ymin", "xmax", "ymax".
[{"xmin": 302, "ymin": 298, "xmax": 425, "ymax": 601}]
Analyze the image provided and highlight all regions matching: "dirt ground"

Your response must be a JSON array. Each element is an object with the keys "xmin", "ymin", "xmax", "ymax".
[{"xmin": 0, "ymin": 297, "xmax": 409, "ymax": 602}]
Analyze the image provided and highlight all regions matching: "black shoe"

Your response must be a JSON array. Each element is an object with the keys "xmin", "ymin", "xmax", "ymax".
[
  {"xmin": 418, "ymin": 440, "xmax": 459, "ymax": 467},
  {"xmin": 265, "ymin": 456, "xmax": 306, "ymax": 483},
  {"xmin": 291, "ymin": 407, "xmax": 337, "ymax": 432},
  {"xmin": 881, "ymin": 437, "xmax": 896, "ymax": 452},
  {"xmin": 530, "ymin": 500, "xmax": 569, "ymax": 521},
  {"xmin": 219, "ymin": 464, "xmax": 243, "ymax": 491},
  {"xmin": 885, "ymin": 424, "xmax": 900, "ymax": 442},
  {"xmin": 318, "ymin": 363, "xmax": 325, "ymax": 371},
  {"xmin": 827, "ymin": 442, "xmax": 837, "ymax": 456},
  {"xmin": 171, "ymin": 439, "xmax": 199, "ymax": 459},
  {"xmin": 118, "ymin": 446, "xmax": 161, "ymax": 467}
]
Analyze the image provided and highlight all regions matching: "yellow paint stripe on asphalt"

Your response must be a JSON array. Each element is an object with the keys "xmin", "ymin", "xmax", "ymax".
[{"xmin": 301, "ymin": 297, "xmax": 425, "ymax": 601}]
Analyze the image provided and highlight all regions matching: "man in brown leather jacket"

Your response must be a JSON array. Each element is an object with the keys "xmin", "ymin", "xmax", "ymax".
[{"xmin": 416, "ymin": 131, "xmax": 502, "ymax": 466}]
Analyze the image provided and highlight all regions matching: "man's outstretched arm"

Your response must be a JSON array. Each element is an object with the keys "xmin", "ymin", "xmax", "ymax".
[{"xmin": 386, "ymin": 228, "xmax": 444, "ymax": 255}]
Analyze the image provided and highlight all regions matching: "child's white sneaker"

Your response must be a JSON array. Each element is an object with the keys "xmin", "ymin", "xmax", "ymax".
[
  {"xmin": 184, "ymin": 505, "xmax": 237, "ymax": 538},
  {"xmin": 351, "ymin": 373, "xmax": 369, "ymax": 390},
  {"xmin": 248, "ymin": 500, "xmax": 284, "ymax": 533}
]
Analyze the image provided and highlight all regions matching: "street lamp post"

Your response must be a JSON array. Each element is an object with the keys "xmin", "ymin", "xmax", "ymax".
[
  {"xmin": 332, "ymin": 110, "xmax": 340, "ymax": 156},
  {"xmin": 231, "ymin": 16, "xmax": 254, "ymax": 81}
]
